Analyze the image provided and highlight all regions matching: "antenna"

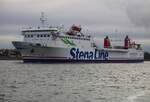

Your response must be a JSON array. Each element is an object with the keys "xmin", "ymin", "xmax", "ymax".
[{"xmin": 40, "ymin": 12, "xmax": 46, "ymax": 27}]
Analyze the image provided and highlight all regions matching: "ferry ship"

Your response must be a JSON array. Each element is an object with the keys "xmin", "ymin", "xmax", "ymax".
[{"xmin": 12, "ymin": 13, "xmax": 144, "ymax": 63}]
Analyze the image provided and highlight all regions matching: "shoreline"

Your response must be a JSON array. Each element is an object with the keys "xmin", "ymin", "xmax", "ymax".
[{"xmin": 0, "ymin": 56, "xmax": 22, "ymax": 60}]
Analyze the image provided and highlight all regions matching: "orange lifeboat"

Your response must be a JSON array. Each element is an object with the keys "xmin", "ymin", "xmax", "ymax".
[{"xmin": 71, "ymin": 26, "xmax": 82, "ymax": 32}]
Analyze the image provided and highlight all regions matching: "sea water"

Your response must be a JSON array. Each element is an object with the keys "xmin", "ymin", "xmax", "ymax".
[{"xmin": 0, "ymin": 60, "xmax": 150, "ymax": 102}]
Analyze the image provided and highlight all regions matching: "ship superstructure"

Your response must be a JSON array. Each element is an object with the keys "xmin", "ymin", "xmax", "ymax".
[
  {"xmin": 21, "ymin": 26, "xmax": 92, "ymax": 49},
  {"xmin": 12, "ymin": 13, "xmax": 144, "ymax": 63}
]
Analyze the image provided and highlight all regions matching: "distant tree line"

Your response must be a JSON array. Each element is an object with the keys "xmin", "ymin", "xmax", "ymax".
[
  {"xmin": 0, "ymin": 49, "xmax": 21, "ymax": 60},
  {"xmin": 144, "ymin": 52, "xmax": 150, "ymax": 60}
]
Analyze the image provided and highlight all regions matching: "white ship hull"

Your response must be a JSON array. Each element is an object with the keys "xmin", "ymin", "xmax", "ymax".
[{"xmin": 12, "ymin": 41, "xmax": 144, "ymax": 63}]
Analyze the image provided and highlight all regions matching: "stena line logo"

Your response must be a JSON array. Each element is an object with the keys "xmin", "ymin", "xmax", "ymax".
[{"xmin": 70, "ymin": 48, "xmax": 108, "ymax": 60}]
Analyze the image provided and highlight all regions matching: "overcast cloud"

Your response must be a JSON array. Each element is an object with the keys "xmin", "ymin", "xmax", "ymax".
[{"xmin": 0, "ymin": 0, "xmax": 150, "ymax": 51}]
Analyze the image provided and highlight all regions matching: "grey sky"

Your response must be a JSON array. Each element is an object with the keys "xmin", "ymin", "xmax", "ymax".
[{"xmin": 0, "ymin": 0, "xmax": 150, "ymax": 51}]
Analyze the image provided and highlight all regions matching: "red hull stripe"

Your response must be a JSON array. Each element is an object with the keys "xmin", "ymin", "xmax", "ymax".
[
  {"xmin": 23, "ymin": 56, "xmax": 68, "ymax": 59},
  {"xmin": 109, "ymin": 57, "xmax": 144, "ymax": 60}
]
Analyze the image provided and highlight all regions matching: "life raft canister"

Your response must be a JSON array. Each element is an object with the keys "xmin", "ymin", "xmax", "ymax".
[
  {"xmin": 124, "ymin": 35, "xmax": 131, "ymax": 48},
  {"xmin": 104, "ymin": 36, "xmax": 111, "ymax": 48}
]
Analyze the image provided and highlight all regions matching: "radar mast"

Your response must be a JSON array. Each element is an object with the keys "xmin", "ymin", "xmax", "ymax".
[{"xmin": 40, "ymin": 12, "xmax": 47, "ymax": 28}]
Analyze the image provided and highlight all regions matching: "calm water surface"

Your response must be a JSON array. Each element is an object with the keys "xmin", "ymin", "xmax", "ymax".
[{"xmin": 0, "ymin": 60, "xmax": 150, "ymax": 102}]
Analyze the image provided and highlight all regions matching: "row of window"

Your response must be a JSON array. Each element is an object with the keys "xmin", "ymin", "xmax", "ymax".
[
  {"xmin": 24, "ymin": 34, "xmax": 90, "ymax": 41},
  {"xmin": 59, "ymin": 36, "xmax": 90, "ymax": 41},
  {"xmin": 24, "ymin": 34, "xmax": 51, "ymax": 38},
  {"xmin": 23, "ymin": 30, "xmax": 57, "ymax": 32}
]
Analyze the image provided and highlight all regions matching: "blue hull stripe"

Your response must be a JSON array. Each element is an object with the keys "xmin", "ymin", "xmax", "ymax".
[{"xmin": 23, "ymin": 59, "xmax": 144, "ymax": 63}]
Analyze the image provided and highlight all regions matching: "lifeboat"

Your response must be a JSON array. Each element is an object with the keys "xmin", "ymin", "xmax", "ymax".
[{"xmin": 71, "ymin": 26, "xmax": 82, "ymax": 32}]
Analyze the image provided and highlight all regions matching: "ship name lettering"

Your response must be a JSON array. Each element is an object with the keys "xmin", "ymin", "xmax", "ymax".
[{"xmin": 70, "ymin": 48, "xmax": 108, "ymax": 60}]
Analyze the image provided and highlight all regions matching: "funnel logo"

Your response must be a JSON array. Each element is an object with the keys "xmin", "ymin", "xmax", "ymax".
[{"xmin": 70, "ymin": 48, "xmax": 108, "ymax": 60}]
